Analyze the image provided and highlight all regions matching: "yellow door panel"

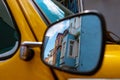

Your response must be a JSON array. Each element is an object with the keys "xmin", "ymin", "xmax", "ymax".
[
  {"xmin": 12, "ymin": 0, "xmax": 120, "ymax": 79},
  {"xmin": 17, "ymin": 0, "xmax": 47, "ymax": 41},
  {"xmin": 0, "ymin": 0, "xmax": 54, "ymax": 80}
]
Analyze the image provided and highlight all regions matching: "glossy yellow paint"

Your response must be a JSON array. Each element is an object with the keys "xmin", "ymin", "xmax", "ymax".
[
  {"xmin": 0, "ymin": 0, "xmax": 54, "ymax": 80},
  {"xmin": 17, "ymin": 0, "xmax": 47, "ymax": 41},
  {"xmin": 19, "ymin": 0, "xmax": 120, "ymax": 78},
  {"xmin": 0, "ymin": 0, "xmax": 120, "ymax": 80}
]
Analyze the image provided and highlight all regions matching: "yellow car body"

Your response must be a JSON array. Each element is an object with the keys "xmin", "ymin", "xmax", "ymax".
[{"xmin": 0, "ymin": 0, "xmax": 120, "ymax": 80}]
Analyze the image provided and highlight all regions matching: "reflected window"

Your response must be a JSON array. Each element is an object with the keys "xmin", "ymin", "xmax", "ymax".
[
  {"xmin": 61, "ymin": 42, "xmax": 66, "ymax": 58},
  {"xmin": 68, "ymin": 40, "xmax": 74, "ymax": 57}
]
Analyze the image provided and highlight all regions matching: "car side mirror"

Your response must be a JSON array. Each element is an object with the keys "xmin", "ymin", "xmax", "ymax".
[{"xmin": 42, "ymin": 10, "xmax": 106, "ymax": 75}]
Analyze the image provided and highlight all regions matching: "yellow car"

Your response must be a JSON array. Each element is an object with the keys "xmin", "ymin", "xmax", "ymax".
[{"xmin": 0, "ymin": 0, "xmax": 120, "ymax": 80}]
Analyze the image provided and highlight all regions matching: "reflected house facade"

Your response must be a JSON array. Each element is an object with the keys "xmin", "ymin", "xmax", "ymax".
[
  {"xmin": 69, "ymin": 17, "xmax": 81, "ymax": 69},
  {"xmin": 45, "ymin": 17, "xmax": 81, "ymax": 70},
  {"xmin": 60, "ymin": 29, "xmax": 76, "ymax": 69},
  {"xmin": 54, "ymin": 33, "xmax": 63, "ymax": 67},
  {"xmin": 60, "ymin": 17, "xmax": 81, "ymax": 70},
  {"xmin": 45, "ymin": 33, "xmax": 63, "ymax": 66}
]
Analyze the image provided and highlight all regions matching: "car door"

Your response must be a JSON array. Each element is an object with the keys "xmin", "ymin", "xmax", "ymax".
[
  {"xmin": 0, "ymin": 0, "xmax": 55, "ymax": 80},
  {"xmin": 26, "ymin": 0, "xmax": 120, "ymax": 79},
  {"xmin": 0, "ymin": 0, "xmax": 75, "ymax": 79},
  {"xmin": 17, "ymin": 0, "xmax": 74, "ymax": 80},
  {"xmin": 19, "ymin": 0, "xmax": 120, "ymax": 79}
]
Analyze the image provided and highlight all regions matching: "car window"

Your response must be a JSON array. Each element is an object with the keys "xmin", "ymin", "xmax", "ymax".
[
  {"xmin": 0, "ymin": 0, "xmax": 20, "ymax": 60},
  {"xmin": 34, "ymin": 0, "xmax": 73, "ymax": 23}
]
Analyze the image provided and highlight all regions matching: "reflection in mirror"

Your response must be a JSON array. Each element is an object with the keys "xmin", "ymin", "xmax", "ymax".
[{"xmin": 43, "ymin": 14, "xmax": 103, "ymax": 73}]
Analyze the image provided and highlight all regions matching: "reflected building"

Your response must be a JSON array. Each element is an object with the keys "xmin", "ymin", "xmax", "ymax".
[
  {"xmin": 46, "ymin": 17, "xmax": 81, "ymax": 71},
  {"xmin": 45, "ymin": 34, "xmax": 63, "ymax": 66},
  {"xmin": 45, "ymin": 49, "xmax": 54, "ymax": 65},
  {"xmin": 60, "ymin": 29, "xmax": 76, "ymax": 70},
  {"xmin": 60, "ymin": 17, "xmax": 81, "ymax": 70},
  {"xmin": 54, "ymin": 33, "xmax": 63, "ymax": 67}
]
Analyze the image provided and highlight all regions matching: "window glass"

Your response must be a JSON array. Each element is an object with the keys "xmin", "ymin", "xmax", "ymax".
[
  {"xmin": 69, "ymin": 41, "xmax": 74, "ymax": 56},
  {"xmin": 0, "ymin": 18, "xmax": 19, "ymax": 59},
  {"xmin": 68, "ymin": 40, "xmax": 75, "ymax": 57},
  {"xmin": 61, "ymin": 42, "xmax": 66, "ymax": 57},
  {"xmin": 0, "ymin": 1, "xmax": 19, "ymax": 59},
  {"xmin": 34, "ymin": 0, "xmax": 73, "ymax": 23}
]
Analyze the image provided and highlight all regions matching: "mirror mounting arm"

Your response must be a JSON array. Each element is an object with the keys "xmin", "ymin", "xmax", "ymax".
[{"xmin": 20, "ymin": 41, "xmax": 42, "ymax": 61}]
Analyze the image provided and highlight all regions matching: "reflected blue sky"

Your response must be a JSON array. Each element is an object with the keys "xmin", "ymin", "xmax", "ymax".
[
  {"xmin": 44, "ymin": 20, "xmax": 69, "ymax": 58},
  {"xmin": 34, "ymin": 0, "xmax": 65, "ymax": 23}
]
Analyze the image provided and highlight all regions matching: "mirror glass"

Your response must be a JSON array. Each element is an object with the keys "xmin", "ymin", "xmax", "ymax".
[{"xmin": 43, "ymin": 14, "xmax": 103, "ymax": 73}]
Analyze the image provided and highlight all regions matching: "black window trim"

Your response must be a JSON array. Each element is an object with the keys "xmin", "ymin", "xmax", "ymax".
[
  {"xmin": 31, "ymin": 0, "xmax": 51, "ymax": 26},
  {"xmin": 0, "ymin": 0, "xmax": 21, "ymax": 60}
]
